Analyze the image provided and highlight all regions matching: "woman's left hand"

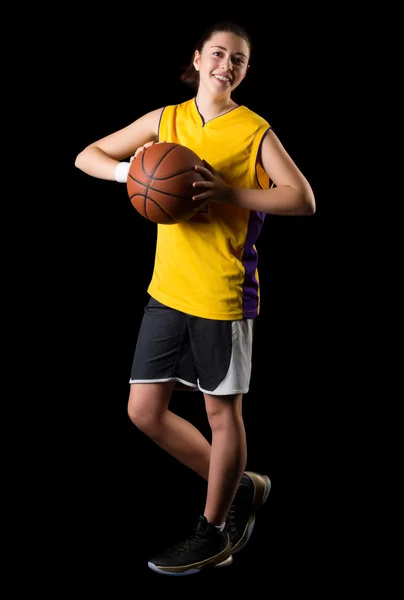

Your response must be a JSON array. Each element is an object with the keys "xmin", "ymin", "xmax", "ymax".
[{"xmin": 192, "ymin": 161, "xmax": 235, "ymax": 205}]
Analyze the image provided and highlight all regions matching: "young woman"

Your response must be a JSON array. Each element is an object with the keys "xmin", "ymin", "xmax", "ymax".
[{"xmin": 75, "ymin": 20, "xmax": 315, "ymax": 576}]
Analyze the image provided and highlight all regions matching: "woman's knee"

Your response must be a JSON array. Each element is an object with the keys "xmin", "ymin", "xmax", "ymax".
[
  {"xmin": 204, "ymin": 393, "xmax": 243, "ymax": 430},
  {"xmin": 127, "ymin": 382, "xmax": 174, "ymax": 433}
]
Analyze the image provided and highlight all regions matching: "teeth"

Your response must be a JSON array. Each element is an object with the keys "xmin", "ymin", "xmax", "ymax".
[{"xmin": 214, "ymin": 75, "xmax": 230, "ymax": 82}]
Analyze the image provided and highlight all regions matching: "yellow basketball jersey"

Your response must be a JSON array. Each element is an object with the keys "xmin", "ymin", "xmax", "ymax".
[{"xmin": 147, "ymin": 98, "xmax": 272, "ymax": 320}]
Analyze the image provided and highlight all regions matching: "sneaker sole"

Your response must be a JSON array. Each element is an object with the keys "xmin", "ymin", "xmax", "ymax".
[
  {"xmin": 148, "ymin": 540, "xmax": 233, "ymax": 576},
  {"xmin": 215, "ymin": 471, "xmax": 271, "ymax": 566}
]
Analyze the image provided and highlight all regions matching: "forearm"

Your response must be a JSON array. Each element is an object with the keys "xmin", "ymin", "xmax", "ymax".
[
  {"xmin": 75, "ymin": 146, "xmax": 124, "ymax": 181},
  {"xmin": 231, "ymin": 185, "xmax": 316, "ymax": 216}
]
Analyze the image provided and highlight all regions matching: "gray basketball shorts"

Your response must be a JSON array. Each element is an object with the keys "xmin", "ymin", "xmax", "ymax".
[{"xmin": 129, "ymin": 296, "xmax": 254, "ymax": 395}]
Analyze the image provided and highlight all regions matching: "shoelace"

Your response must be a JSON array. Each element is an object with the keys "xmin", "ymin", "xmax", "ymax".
[
  {"xmin": 226, "ymin": 505, "xmax": 237, "ymax": 527},
  {"xmin": 226, "ymin": 486, "xmax": 253, "ymax": 532}
]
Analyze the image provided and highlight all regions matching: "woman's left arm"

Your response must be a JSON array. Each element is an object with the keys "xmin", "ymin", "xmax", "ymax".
[{"xmin": 193, "ymin": 129, "xmax": 316, "ymax": 216}]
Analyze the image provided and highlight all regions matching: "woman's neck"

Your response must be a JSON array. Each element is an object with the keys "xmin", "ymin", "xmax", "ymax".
[{"xmin": 195, "ymin": 91, "xmax": 238, "ymax": 120}]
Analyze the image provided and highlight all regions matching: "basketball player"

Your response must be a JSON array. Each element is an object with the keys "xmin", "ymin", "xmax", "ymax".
[{"xmin": 75, "ymin": 20, "xmax": 315, "ymax": 576}]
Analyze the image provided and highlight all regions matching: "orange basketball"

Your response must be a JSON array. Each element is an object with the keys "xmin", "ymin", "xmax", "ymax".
[{"xmin": 127, "ymin": 142, "xmax": 207, "ymax": 224}]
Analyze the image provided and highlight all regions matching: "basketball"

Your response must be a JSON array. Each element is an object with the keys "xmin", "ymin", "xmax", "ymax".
[{"xmin": 127, "ymin": 142, "xmax": 207, "ymax": 224}]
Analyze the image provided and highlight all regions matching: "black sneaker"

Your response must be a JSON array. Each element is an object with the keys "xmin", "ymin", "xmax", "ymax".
[
  {"xmin": 148, "ymin": 515, "xmax": 232, "ymax": 576},
  {"xmin": 218, "ymin": 471, "xmax": 271, "ymax": 561}
]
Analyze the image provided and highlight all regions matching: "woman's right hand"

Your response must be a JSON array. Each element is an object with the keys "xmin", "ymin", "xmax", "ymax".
[{"xmin": 130, "ymin": 140, "xmax": 166, "ymax": 163}]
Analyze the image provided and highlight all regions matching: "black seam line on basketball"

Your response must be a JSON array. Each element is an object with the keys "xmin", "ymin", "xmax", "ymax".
[
  {"xmin": 128, "ymin": 181, "xmax": 195, "ymax": 201},
  {"xmin": 132, "ymin": 149, "xmax": 179, "ymax": 218},
  {"xmin": 141, "ymin": 145, "xmax": 179, "ymax": 179},
  {"xmin": 144, "ymin": 197, "xmax": 176, "ymax": 222},
  {"xmin": 153, "ymin": 167, "xmax": 198, "ymax": 180},
  {"xmin": 138, "ymin": 175, "xmax": 175, "ymax": 222},
  {"xmin": 128, "ymin": 166, "xmax": 197, "ymax": 183},
  {"xmin": 141, "ymin": 172, "xmax": 159, "ymax": 219},
  {"xmin": 129, "ymin": 191, "xmax": 194, "ymax": 201}
]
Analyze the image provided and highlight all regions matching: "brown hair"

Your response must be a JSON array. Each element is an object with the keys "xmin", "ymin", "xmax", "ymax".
[{"xmin": 180, "ymin": 20, "xmax": 252, "ymax": 89}]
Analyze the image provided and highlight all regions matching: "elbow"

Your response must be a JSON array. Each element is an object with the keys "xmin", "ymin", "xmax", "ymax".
[
  {"xmin": 304, "ymin": 193, "xmax": 316, "ymax": 215},
  {"xmin": 299, "ymin": 187, "xmax": 316, "ymax": 215},
  {"xmin": 75, "ymin": 145, "xmax": 94, "ymax": 170},
  {"xmin": 74, "ymin": 151, "xmax": 84, "ymax": 170}
]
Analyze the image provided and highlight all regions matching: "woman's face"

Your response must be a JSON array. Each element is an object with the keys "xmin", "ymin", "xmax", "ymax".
[{"xmin": 193, "ymin": 31, "xmax": 250, "ymax": 96}]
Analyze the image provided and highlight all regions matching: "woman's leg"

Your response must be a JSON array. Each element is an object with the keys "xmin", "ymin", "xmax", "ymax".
[
  {"xmin": 202, "ymin": 392, "xmax": 247, "ymax": 526},
  {"xmin": 127, "ymin": 381, "xmax": 211, "ymax": 479}
]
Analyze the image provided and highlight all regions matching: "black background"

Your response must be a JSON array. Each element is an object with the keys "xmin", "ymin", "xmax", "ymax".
[{"xmin": 48, "ymin": 10, "xmax": 341, "ymax": 590}]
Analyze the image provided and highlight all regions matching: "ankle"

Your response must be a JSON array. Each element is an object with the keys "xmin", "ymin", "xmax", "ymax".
[{"xmin": 204, "ymin": 515, "xmax": 226, "ymax": 531}]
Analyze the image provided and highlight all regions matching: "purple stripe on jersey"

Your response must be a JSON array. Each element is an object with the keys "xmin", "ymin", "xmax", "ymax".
[
  {"xmin": 242, "ymin": 210, "xmax": 266, "ymax": 318},
  {"xmin": 157, "ymin": 107, "xmax": 166, "ymax": 139}
]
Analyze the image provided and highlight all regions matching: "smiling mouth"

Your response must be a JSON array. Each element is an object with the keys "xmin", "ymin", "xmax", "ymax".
[{"xmin": 213, "ymin": 74, "xmax": 232, "ymax": 84}]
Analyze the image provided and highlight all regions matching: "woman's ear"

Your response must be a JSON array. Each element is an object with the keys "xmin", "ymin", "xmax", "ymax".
[{"xmin": 193, "ymin": 50, "xmax": 200, "ymax": 71}]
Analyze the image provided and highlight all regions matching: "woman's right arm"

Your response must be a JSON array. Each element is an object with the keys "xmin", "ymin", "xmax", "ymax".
[{"xmin": 74, "ymin": 107, "xmax": 164, "ymax": 181}]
